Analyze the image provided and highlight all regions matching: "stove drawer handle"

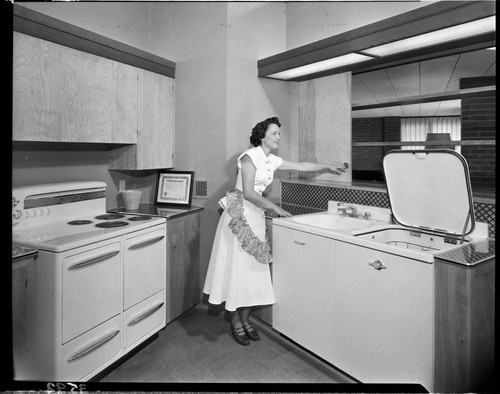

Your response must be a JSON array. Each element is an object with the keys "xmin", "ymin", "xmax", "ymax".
[
  {"xmin": 67, "ymin": 329, "xmax": 120, "ymax": 361},
  {"xmin": 68, "ymin": 250, "xmax": 120, "ymax": 270},
  {"xmin": 127, "ymin": 302, "xmax": 165, "ymax": 326},
  {"xmin": 128, "ymin": 235, "xmax": 165, "ymax": 250}
]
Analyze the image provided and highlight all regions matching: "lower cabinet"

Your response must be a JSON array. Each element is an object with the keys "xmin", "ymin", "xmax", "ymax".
[
  {"xmin": 167, "ymin": 211, "xmax": 202, "ymax": 322},
  {"xmin": 335, "ymin": 241, "xmax": 434, "ymax": 390},
  {"xmin": 272, "ymin": 223, "xmax": 494, "ymax": 392},
  {"xmin": 251, "ymin": 217, "xmax": 273, "ymax": 325},
  {"xmin": 273, "ymin": 225, "xmax": 337, "ymax": 363}
]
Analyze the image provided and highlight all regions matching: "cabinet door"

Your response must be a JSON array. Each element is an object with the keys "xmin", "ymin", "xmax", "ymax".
[
  {"xmin": 272, "ymin": 225, "xmax": 336, "ymax": 364},
  {"xmin": 79, "ymin": 52, "xmax": 138, "ymax": 143},
  {"xmin": 335, "ymin": 242, "xmax": 434, "ymax": 390},
  {"xmin": 108, "ymin": 70, "xmax": 175, "ymax": 170},
  {"xmin": 13, "ymin": 32, "xmax": 138, "ymax": 144},
  {"xmin": 167, "ymin": 212, "xmax": 200, "ymax": 322},
  {"xmin": 13, "ymin": 32, "xmax": 81, "ymax": 142},
  {"xmin": 138, "ymin": 69, "xmax": 175, "ymax": 168}
]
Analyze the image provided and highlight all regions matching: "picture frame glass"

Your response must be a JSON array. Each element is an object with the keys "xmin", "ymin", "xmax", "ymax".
[{"xmin": 155, "ymin": 171, "xmax": 194, "ymax": 207}]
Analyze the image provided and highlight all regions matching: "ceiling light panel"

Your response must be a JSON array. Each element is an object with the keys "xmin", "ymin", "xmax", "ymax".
[
  {"xmin": 267, "ymin": 53, "xmax": 373, "ymax": 80},
  {"xmin": 362, "ymin": 16, "xmax": 496, "ymax": 57}
]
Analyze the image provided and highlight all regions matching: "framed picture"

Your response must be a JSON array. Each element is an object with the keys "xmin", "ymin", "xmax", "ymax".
[{"xmin": 154, "ymin": 171, "xmax": 194, "ymax": 207}]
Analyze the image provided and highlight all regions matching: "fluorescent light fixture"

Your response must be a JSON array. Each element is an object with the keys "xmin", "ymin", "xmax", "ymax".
[
  {"xmin": 267, "ymin": 53, "xmax": 374, "ymax": 80},
  {"xmin": 362, "ymin": 16, "xmax": 496, "ymax": 57}
]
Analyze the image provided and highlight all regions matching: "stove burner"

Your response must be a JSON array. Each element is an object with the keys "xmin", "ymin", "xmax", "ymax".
[
  {"xmin": 95, "ymin": 221, "xmax": 129, "ymax": 228},
  {"xmin": 128, "ymin": 216, "xmax": 152, "ymax": 221},
  {"xmin": 95, "ymin": 213, "xmax": 125, "ymax": 220},
  {"xmin": 68, "ymin": 220, "xmax": 93, "ymax": 225}
]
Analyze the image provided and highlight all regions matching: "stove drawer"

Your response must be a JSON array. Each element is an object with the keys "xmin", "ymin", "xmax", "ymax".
[
  {"xmin": 63, "ymin": 242, "xmax": 122, "ymax": 343},
  {"xmin": 62, "ymin": 314, "xmax": 121, "ymax": 381},
  {"xmin": 123, "ymin": 227, "xmax": 166, "ymax": 310},
  {"xmin": 123, "ymin": 290, "xmax": 166, "ymax": 349}
]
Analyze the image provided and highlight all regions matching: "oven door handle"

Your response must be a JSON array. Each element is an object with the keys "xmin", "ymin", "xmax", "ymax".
[
  {"xmin": 128, "ymin": 235, "xmax": 165, "ymax": 250},
  {"xmin": 127, "ymin": 302, "xmax": 165, "ymax": 326},
  {"xmin": 67, "ymin": 329, "xmax": 120, "ymax": 361},
  {"xmin": 68, "ymin": 250, "xmax": 120, "ymax": 270}
]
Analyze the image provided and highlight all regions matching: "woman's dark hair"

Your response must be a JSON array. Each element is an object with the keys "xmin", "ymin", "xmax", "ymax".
[{"xmin": 250, "ymin": 116, "xmax": 281, "ymax": 147}]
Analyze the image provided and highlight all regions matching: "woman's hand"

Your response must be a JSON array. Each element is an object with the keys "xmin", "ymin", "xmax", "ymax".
[
  {"xmin": 327, "ymin": 165, "xmax": 344, "ymax": 175},
  {"xmin": 273, "ymin": 206, "xmax": 293, "ymax": 218}
]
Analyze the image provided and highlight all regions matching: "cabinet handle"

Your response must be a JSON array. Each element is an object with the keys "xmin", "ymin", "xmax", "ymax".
[
  {"xmin": 67, "ymin": 329, "xmax": 120, "ymax": 361},
  {"xmin": 68, "ymin": 250, "xmax": 119, "ymax": 270},
  {"xmin": 293, "ymin": 240, "xmax": 306, "ymax": 246},
  {"xmin": 368, "ymin": 260, "xmax": 387, "ymax": 270},
  {"xmin": 128, "ymin": 235, "xmax": 165, "ymax": 250},
  {"xmin": 127, "ymin": 302, "xmax": 164, "ymax": 326}
]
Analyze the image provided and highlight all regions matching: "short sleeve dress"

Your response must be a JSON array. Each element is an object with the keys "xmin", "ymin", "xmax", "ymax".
[{"xmin": 203, "ymin": 146, "xmax": 283, "ymax": 312}]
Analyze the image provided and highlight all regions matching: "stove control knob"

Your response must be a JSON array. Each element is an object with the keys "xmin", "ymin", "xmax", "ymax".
[
  {"xmin": 13, "ymin": 210, "xmax": 22, "ymax": 221},
  {"xmin": 25, "ymin": 211, "xmax": 30, "ymax": 219},
  {"xmin": 12, "ymin": 197, "xmax": 20, "ymax": 208},
  {"xmin": 37, "ymin": 209, "xmax": 43, "ymax": 216},
  {"xmin": 30, "ymin": 210, "xmax": 37, "ymax": 218},
  {"xmin": 45, "ymin": 208, "xmax": 50, "ymax": 215}
]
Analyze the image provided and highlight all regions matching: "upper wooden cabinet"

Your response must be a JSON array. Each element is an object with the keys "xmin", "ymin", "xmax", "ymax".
[
  {"xmin": 13, "ymin": 32, "xmax": 139, "ymax": 144},
  {"xmin": 108, "ymin": 69, "xmax": 175, "ymax": 170},
  {"xmin": 12, "ymin": 4, "xmax": 177, "ymax": 170}
]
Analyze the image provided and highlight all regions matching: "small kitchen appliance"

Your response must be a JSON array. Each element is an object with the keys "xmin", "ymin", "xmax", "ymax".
[{"xmin": 12, "ymin": 181, "xmax": 167, "ymax": 381}]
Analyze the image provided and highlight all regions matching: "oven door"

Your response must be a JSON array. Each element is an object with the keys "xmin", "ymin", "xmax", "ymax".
[
  {"xmin": 62, "ymin": 241, "xmax": 122, "ymax": 343},
  {"xmin": 123, "ymin": 225, "xmax": 166, "ymax": 310}
]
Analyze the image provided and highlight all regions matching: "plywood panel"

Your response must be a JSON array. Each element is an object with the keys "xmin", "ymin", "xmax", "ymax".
[
  {"xmin": 138, "ymin": 70, "xmax": 175, "ymax": 169},
  {"xmin": 315, "ymin": 73, "xmax": 351, "ymax": 182},
  {"xmin": 298, "ymin": 80, "xmax": 316, "ymax": 164},
  {"xmin": 13, "ymin": 32, "xmax": 81, "ymax": 142},
  {"xmin": 296, "ymin": 74, "xmax": 351, "ymax": 182}
]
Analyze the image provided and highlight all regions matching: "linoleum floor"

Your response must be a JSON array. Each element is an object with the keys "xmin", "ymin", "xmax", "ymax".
[{"xmin": 98, "ymin": 303, "xmax": 354, "ymax": 385}]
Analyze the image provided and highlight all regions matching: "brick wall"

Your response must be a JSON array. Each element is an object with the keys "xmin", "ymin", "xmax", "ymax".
[
  {"xmin": 352, "ymin": 117, "xmax": 385, "ymax": 171},
  {"xmin": 352, "ymin": 117, "xmax": 401, "ymax": 174},
  {"xmin": 461, "ymin": 91, "xmax": 496, "ymax": 193}
]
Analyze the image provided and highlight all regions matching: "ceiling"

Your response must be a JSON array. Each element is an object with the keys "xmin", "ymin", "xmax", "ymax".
[{"xmin": 351, "ymin": 47, "xmax": 496, "ymax": 118}]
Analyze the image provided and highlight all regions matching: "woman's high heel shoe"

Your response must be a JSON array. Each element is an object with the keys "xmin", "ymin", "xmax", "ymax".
[
  {"xmin": 231, "ymin": 324, "xmax": 250, "ymax": 346},
  {"xmin": 243, "ymin": 322, "xmax": 260, "ymax": 341}
]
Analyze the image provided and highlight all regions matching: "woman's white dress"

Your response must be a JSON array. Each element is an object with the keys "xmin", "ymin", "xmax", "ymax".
[{"xmin": 203, "ymin": 146, "xmax": 282, "ymax": 312}]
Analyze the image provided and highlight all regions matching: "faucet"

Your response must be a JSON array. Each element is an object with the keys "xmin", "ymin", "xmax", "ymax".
[
  {"xmin": 337, "ymin": 202, "xmax": 358, "ymax": 217},
  {"xmin": 337, "ymin": 202, "xmax": 372, "ymax": 220}
]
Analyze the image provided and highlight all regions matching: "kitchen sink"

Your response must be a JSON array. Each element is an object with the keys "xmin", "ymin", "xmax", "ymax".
[
  {"xmin": 289, "ymin": 212, "xmax": 375, "ymax": 232},
  {"xmin": 354, "ymin": 228, "xmax": 467, "ymax": 254}
]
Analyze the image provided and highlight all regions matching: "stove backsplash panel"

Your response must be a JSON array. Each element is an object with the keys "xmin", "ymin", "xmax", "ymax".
[{"xmin": 280, "ymin": 181, "xmax": 495, "ymax": 239}]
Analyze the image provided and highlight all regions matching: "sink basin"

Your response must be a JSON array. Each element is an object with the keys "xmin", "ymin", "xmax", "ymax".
[{"xmin": 288, "ymin": 212, "xmax": 375, "ymax": 232}]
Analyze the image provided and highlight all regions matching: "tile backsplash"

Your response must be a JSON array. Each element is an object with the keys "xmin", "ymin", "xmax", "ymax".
[{"xmin": 281, "ymin": 181, "xmax": 496, "ymax": 239}]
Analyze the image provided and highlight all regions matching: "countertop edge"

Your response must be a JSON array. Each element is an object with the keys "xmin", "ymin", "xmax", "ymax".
[{"xmin": 109, "ymin": 204, "xmax": 204, "ymax": 219}]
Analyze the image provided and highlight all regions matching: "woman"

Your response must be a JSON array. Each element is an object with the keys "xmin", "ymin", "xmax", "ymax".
[{"xmin": 203, "ymin": 116, "xmax": 346, "ymax": 346}]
